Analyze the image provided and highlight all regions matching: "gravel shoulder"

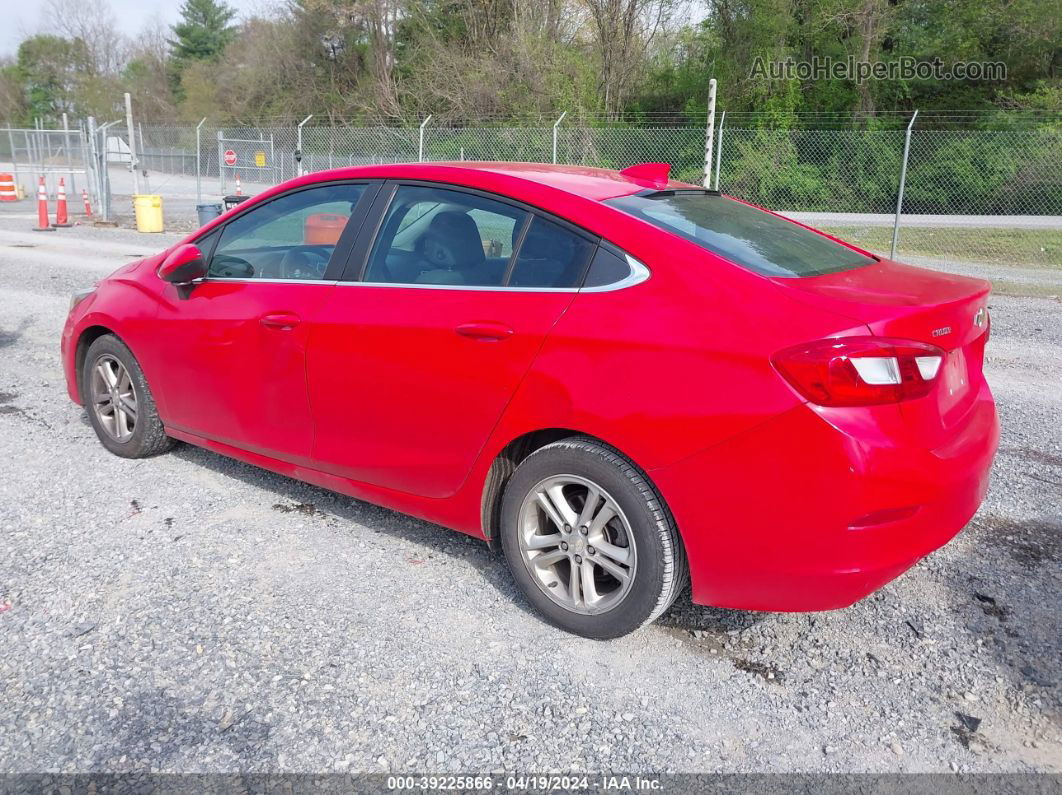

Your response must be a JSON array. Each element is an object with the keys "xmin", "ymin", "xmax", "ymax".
[{"xmin": 0, "ymin": 207, "xmax": 1059, "ymax": 774}]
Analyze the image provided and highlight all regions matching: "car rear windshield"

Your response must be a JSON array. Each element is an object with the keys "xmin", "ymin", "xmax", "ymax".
[{"xmin": 605, "ymin": 191, "xmax": 875, "ymax": 277}]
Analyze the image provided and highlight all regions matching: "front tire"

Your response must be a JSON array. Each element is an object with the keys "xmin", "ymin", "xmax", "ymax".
[
  {"xmin": 500, "ymin": 437, "xmax": 687, "ymax": 639},
  {"xmin": 82, "ymin": 334, "xmax": 174, "ymax": 458}
]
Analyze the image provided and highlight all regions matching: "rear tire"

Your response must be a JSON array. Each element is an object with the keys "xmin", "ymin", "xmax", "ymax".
[
  {"xmin": 82, "ymin": 334, "xmax": 174, "ymax": 458},
  {"xmin": 500, "ymin": 437, "xmax": 686, "ymax": 639}
]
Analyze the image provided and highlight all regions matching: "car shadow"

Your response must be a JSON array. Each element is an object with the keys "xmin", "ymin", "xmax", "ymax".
[
  {"xmin": 658, "ymin": 588, "xmax": 764, "ymax": 634},
  {"xmin": 162, "ymin": 439, "xmax": 762, "ymax": 635},
  {"xmin": 167, "ymin": 441, "xmax": 542, "ymax": 619}
]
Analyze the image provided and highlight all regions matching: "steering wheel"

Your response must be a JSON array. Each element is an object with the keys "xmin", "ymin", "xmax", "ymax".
[{"xmin": 279, "ymin": 246, "xmax": 332, "ymax": 280}]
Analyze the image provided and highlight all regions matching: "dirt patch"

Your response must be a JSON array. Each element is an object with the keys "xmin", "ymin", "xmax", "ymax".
[
  {"xmin": 950, "ymin": 712, "xmax": 983, "ymax": 750},
  {"xmin": 0, "ymin": 402, "xmax": 51, "ymax": 428},
  {"xmin": 973, "ymin": 592, "xmax": 1009, "ymax": 621},
  {"xmin": 272, "ymin": 502, "xmax": 319, "ymax": 516},
  {"xmin": 1001, "ymin": 446, "xmax": 1062, "ymax": 469},
  {"xmin": 971, "ymin": 514, "xmax": 1062, "ymax": 567},
  {"xmin": 733, "ymin": 658, "xmax": 784, "ymax": 683}
]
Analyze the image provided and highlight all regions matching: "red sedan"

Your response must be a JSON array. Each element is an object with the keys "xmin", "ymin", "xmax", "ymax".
[{"xmin": 61, "ymin": 162, "xmax": 999, "ymax": 638}]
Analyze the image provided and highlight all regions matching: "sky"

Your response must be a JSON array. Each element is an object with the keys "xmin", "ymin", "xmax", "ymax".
[{"xmin": 0, "ymin": 0, "xmax": 272, "ymax": 58}]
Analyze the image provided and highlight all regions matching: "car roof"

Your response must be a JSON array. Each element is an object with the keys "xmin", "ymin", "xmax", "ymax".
[
  {"xmin": 316, "ymin": 162, "xmax": 699, "ymax": 202},
  {"xmin": 443, "ymin": 162, "xmax": 698, "ymax": 201}
]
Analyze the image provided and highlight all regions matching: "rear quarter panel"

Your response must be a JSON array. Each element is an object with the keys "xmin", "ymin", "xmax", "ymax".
[{"xmin": 481, "ymin": 221, "xmax": 876, "ymax": 474}]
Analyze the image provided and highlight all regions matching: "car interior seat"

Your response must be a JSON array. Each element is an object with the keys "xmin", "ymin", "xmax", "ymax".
[{"xmin": 414, "ymin": 211, "xmax": 486, "ymax": 285}]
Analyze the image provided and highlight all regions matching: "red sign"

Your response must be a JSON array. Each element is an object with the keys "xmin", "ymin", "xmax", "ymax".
[{"xmin": 223, "ymin": 149, "xmax": 237, "ymax": 166}]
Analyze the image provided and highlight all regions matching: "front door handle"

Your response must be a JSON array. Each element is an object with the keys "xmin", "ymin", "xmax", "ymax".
[
  {"xmin": 260, "ymin": 312, "xmax": 301, "ymax": 330},
  {"xmin": 455, "ymin": 322, "xmax": 513, "ymax": 341}
]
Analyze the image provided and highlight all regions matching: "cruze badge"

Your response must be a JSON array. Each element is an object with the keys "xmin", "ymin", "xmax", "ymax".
[
  {"xmin": 974, "ymin": 307, "xmax": 987, "ymax": 328},
  {"xmin": 932, "ymin": 326, "xmax": 952, "ymax": 337}
]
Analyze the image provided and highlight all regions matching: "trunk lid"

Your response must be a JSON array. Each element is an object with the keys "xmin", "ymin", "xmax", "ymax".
[{"xmin": 774, "ymin": 259, "xmax": 992, "ymax": 439}]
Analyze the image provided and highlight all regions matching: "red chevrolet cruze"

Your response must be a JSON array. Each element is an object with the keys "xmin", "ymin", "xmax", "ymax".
[{"xmin": 61, "ymin": 162, "xmax": 999, "ymax": 638}]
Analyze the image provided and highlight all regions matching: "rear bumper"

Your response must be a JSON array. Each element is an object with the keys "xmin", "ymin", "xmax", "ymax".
[{"xmin": 651, "ymin": 382, "xmax": 999, "ymax": 611}]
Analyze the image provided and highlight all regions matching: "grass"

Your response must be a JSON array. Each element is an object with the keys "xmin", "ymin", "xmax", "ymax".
[{"xmin": 819, "ymin": 226, "xmax": 1062, "ymax": 269}]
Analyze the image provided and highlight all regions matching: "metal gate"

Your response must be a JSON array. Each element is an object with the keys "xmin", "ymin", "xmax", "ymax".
[
  {"xmin": 216, "ymin": 131, "xmax": 278, "ymax": 194},
  {"xmin": 2, "ymin": 124, "xmax": 93, "ymax": 202}
]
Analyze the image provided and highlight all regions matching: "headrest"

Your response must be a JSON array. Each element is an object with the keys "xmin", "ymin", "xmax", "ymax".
[{"xmin": 420, "ymin": 211, "xmax": 485, "ymax": 268}]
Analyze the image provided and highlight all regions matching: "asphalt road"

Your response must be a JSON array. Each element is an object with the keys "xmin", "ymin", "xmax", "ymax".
[{"xmin": 0, "ymin": 205, "xmax": 1059, "ymax": 774}]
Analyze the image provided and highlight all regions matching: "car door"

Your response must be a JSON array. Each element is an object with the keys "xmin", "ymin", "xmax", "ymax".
[
  {"xmin": 153, "ymin": 181, "xmax": 377, "ymax": 463},
  {"xmin": 306, "ymin": 182, "xmax": 599, "ymax": 498}
]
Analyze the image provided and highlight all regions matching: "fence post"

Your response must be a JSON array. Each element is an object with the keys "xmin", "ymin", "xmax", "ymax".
[
  {"xmin": 296, "ymin": 115, "xmax": 313, "ymax": 176},
  {"xmin": 703, "ymin": 78, "xmax": 718, "ymax": 189},
  {"xmin": 124, "ymin": 93, "xmax": 140, "ymax": 195},
  {"xmin": 418, "ymin": 115, "xmax": 432, "ymax": 162},
  {"xmin": 86, "ymin": 116, "xmax": 99, "ymax": 215},
  {"xmin": 7, "ymin": 128, "xmax": 17, "ymax": 190},
  {"xmin": 713, "ymin": 110, "xmax": 725, "ymax": 191},
  {"xmin": 195, "ymin": 118, "xmax": 206, "ymax": 204},
  {"xmin": 217, "ymin": 130, "xmax": 226, "ymax": 193},
  {"xmin": 138, "ymin": 121, "xmax": 151, "ymax": 194},
  {"xmin": 62, "ymin": 112, "xmax": 76, "ymax": 195},
  {"xmin": 890, "ymin": 110, "xmax": 918, "ymax": 259},
  {"xmin": 552, "ymin": 111, "xmax": 567, "ymax": 164}
]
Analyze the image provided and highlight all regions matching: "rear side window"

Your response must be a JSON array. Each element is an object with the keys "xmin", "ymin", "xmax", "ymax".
[
  {"xmin": 364, "ymin": 185, "xmax": 527, "ymax": 287},
  {"xmin": 583, "ymin": 247, "xmax": 631, "ymax": 287},
  {"xmin": 509, "ymin": 216, "xmax": 595, "ymax": 288},
  {"xmin": 606, "ymin": 192, "xmax": 874, "ymax": 278}
]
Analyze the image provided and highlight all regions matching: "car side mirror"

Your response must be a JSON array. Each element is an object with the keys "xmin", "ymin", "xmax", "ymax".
[{"xmin": 159, "ymin": 244, "xmax": 207, "ymax": 284}]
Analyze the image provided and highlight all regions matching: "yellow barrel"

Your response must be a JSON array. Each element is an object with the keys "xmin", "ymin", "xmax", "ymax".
[{"xmin": 133, "ymin": 194, "xmax": 164, "ymax": 233}]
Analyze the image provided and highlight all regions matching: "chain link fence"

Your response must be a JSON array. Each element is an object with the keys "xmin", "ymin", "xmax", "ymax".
[{"xmin": 7, "ymin": 115, "xmax": 1060, "ymax": 270}]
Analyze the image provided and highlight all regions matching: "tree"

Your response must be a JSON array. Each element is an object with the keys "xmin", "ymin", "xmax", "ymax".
[
  {"xmin": 45, "ymin": 0, "xmax": 128, "ymax": 76},
  {"xmin": 124, "ymin": 22, "xmax": 179, "ymax": 121},
  {"xmin": 169, "ymin": 0, "xmax": 237, "ymax": 64},
  {"xmin": 584, "ymin": 0, "xmax": 677, "ymax": 116},
  {"xmin": 298, "ymin": 0, "xmax": 406, "ymax": 115},
  {"xmin": 14, "ymin": 35, "xmax": 92, "ymax": 123},
  {"xmin": 0, "ymin": 58, "xmax": 30, "ymax": 125}
]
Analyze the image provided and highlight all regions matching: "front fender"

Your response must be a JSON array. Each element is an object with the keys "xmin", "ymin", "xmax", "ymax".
[{"xmin": 62, "ymin": 272, "xmax": 164, "ymax": 409}]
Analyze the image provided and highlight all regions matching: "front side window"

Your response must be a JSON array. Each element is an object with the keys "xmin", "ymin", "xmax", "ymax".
[
  {"xmin": 208, "ymin": 183, "xmax": 366, "ymax": 280},
  {"xmin": 364, "ymin": 186, "xmax": 528, "ymax": 287},
  {"xmin": 606, "ymin": 192, "xmax": 875, "ymax": 278}
]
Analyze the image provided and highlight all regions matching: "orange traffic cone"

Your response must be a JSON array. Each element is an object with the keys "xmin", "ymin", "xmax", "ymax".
[
  {"xmin": 0, "ymin": 173, "xmax": 18, "ymax": 202},
  {"xmin": 81, "ymin": 188, "xmax": 93, "ymax": 218},
  {"xmin": 53, "ymin": 177, "xmax": 72, "ymax": 227},
  {"xmin": 33, "ymin": 177, "xmax": 54, "ymax": 232},
  {"xmin": 235, "ymin": 173, "xmax": 242, "ymax": 196}
]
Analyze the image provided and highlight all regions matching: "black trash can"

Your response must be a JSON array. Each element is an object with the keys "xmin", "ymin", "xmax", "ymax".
[
  {"xmin": 196, "ymin": 203, "xmax": 223, "ymax": 226},
  {"xmin": 223, "ymin": 194, "xmax": 251, "ymax": 212}
]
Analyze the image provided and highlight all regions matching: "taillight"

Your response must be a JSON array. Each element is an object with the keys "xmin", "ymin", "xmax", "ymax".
[{"xmin": 772, "ymin": 336, "xmax": 946, "ymax": 407}]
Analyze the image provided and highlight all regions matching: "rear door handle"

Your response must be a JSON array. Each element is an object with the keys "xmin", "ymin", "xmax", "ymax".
[
  {"xmin": 455, "ymin": 322, "xmax": 514, "ymax": 341},
  {"xmin": 260, "ymin": 312, "xmax": 301, "ymax": 330}
]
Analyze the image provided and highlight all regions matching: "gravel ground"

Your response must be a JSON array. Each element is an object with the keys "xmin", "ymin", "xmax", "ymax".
[{"xmin": 0, "ymin": 205, "xmax": 1059, "ymax": 775}]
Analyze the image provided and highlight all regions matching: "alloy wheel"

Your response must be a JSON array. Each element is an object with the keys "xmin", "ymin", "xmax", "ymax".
[
  {"xmin": 516, "ymin": 474, "xmax": 637, "ymax": 615},
  {"xmin": 90, "ymin": 354, "xmax": 138, "ymax": 442}
]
